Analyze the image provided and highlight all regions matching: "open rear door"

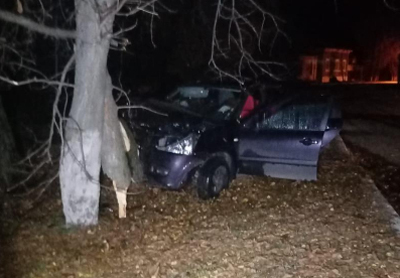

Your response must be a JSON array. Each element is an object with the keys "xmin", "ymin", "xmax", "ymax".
[{"xmin": 238, "ymin": 96, "xmax": 330, "ymax": 180}]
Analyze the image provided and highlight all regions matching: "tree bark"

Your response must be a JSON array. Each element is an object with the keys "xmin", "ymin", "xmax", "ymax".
[
  {"xmin": 101, "ymin": 85, "xmax": 131, "ymax": 218},
  {"xmin": 59, "ymin": 0, "xmax": 116, "ymax": 226},
  {"xmin": 119, "ymin": 119, "xmax": 145, "ymax": 184}
]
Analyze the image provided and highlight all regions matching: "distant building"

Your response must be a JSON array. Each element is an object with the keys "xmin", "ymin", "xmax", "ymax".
[{"xmin": 299, "ymin": 48, "xmax": 353, "ymax": 83}]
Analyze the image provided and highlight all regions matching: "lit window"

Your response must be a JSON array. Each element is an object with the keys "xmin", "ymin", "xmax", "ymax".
[
  {"xmin": 334, "ymin": 59, "xmax": 340, "ymax": 71},
  {"xmin": 325, "ymin": 59, "xmax": 330, "ymax": 72}
]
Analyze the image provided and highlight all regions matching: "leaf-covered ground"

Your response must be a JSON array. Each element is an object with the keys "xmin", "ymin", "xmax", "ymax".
[{"xmin": 1, "ymin": 139, "xmax": 400, "ymax": 278}]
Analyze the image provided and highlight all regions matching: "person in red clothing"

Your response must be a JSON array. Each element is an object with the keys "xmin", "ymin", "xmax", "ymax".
[{"xmin": 240, "ymin": 95, "xmax": 256, "ymax": 118}]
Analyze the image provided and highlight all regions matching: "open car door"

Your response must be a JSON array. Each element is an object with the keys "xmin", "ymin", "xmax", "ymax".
[{"xmin": 238, "ymin": 95, "xmax": 332, "ymax": 180}]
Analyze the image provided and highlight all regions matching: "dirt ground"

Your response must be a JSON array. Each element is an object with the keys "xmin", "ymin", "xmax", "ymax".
[{"xmin": 1, "ymin": 140, "xmax": 400, "ymax": 278}]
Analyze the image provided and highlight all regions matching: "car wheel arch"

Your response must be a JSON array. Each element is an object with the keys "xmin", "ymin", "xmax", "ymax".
[
  {"xmin": 209, "ymin": 151, "xmax": 236, "ymax": 180},
  {"xmin": 190, "ymin": 151, "xmax": 236, "ymax": 185}
]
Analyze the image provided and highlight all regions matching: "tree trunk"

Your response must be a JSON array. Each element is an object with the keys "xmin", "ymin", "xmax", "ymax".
[
  {"xmin": 59, "ymin": 0, "xmax": 116, "ymax": 226},
  {"xmin": 0, "ymin": 94, "xmax": 16, "ymax": 208}
]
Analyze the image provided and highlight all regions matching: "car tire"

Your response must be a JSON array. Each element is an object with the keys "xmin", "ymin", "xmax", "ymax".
[{"xmin": 197, "ymin": 158, "xmax": 230, "ymax": 200}]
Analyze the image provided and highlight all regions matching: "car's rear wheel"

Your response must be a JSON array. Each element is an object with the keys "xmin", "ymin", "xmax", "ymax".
[{"xmin": 197, "ymin": 158, "xmax": 230, "ymax": 200}]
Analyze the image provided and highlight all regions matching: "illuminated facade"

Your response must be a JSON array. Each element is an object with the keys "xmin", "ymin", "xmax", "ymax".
[{"xmin": 300, "ymin": 48, "xmax": 353, "ymax": 83}]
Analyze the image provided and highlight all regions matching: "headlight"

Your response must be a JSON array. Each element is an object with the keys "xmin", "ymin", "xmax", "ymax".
[{"xmin": 156, "ymin": 134, "xmax": 199, "ymax": 155}]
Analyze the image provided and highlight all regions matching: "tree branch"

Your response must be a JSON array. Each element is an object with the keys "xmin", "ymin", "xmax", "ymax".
[
  {"xmin": 209, "ymin": 0, "xmax": 287, "ymax": 83},
  {"xmin": 47, "ymin": 53, "xmax": 76, "ymax": 160},
  {"xmin": 383, "ymin": 0, "xmax": 399, "ymax": 11},
  {"xmin": 118, "ymin": 105, "xmax": 168, "ymax": 116},
  {"xmin": 0, "ymin": 76, "xmax": 74, "ymax": 87},
  {"xmin": 0, "ymin": 9, "xmax": 76, "ymax": 39}
]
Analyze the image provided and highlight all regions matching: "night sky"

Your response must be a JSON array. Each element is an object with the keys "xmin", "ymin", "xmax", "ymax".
[
  {"xmin": 109, "ymin": 0, "xmax": 400, "ymax": 87},
  {"xmin": 280, "ymin": 0, "xmax": 400, "ymax": 58},
  {"xmin": 2, "ymin": 0, "xmax": 400, "ymax": 89}
]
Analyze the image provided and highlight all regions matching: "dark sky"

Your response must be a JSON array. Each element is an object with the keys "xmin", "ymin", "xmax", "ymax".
[
  {"xmin": 108, "ymin": 0, "xmax": 400, "ymax": 86},
  {"xmin": 280, "ymin": 0, "xmax": 400, "ymax": 56}
]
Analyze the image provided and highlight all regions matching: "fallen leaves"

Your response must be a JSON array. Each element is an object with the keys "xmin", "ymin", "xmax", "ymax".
[{"xmin": 2, "ymin": 145, "xmax": 400, "ymax": 278}]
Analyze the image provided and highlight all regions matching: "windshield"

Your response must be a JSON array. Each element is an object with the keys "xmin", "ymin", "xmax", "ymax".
[{"xmin": 166, "ymin": 86, "xmax": 242, "ymax": 120}]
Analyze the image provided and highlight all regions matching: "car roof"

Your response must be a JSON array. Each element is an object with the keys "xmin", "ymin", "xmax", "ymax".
[{"xmin": 179, "ymin": 83, "xmax": 243, "ymax": 92}]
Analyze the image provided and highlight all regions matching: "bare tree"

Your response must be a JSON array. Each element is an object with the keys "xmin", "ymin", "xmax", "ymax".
[
  {"xmin": 209, "ymin": 0, "xmax": 286, "ymax": 83},
  {"xmin": 372, "ymin": 36, "xmax": 400, "ymax": 81},
  {"xmin": 0, "ymin": 0, "xmax": 284, "ymax": 227},
  {"xmin": 0, "ymin": 95, "xmax": 16, "ymax": 204},
  {"xmin": 164, "ymin": 0, "xmax": 285, "ymax": 84},
  {"xmin": 0, "ymin": 0, "xmax": 157, "ymax": 226}
]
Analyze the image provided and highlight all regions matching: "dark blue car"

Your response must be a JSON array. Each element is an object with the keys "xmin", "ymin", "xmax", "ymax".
[{"xmin": 121, "ymin": 84, "xmax": 342, "ymax": 199}]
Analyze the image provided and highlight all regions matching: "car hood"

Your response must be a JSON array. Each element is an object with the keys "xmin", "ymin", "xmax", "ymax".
[{"xmin": 129, "ymin": 99, "xmax": 215, "ymax": 136}]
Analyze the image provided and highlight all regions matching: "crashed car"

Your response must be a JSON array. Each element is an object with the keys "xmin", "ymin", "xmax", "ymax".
[{"xmin": 120, "ymin": 84, "xmax": 342, "ymax": 199}]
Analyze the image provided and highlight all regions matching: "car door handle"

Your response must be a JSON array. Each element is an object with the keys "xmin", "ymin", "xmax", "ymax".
[{"xmin": 299, "ymin": 137, "xmax": 319, "ymax": 146}]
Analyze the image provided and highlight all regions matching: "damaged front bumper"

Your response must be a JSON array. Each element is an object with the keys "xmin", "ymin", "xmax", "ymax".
[{"xmin": 147, "ymin": 150, "xmax": 203, "ymax": 189}]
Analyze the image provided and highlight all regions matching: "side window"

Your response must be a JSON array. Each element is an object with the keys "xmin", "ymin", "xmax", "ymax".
[{"xmin": 261, "ymin": 101, "xmax": 327, "ymax": 131}]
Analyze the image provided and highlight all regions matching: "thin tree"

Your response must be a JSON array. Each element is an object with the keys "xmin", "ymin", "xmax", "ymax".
[{"xmin": 0, "ymin": 95, "xmax": 16, "ymax": 206}]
